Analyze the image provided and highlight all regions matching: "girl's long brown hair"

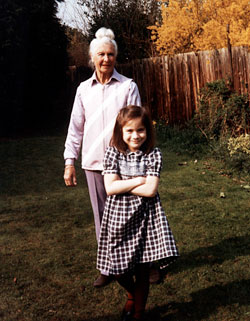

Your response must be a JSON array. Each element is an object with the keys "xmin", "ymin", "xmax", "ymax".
[{"xmin": 110, "ymin": 105, "xmax": 155, "ymax": 154}]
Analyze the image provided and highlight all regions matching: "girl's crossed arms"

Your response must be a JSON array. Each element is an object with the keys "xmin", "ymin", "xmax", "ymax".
[{"xmin": 104, "ymin": 173, "xmax": 159, "ymax": 198}]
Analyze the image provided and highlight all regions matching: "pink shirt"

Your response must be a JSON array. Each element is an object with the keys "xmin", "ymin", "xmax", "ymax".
[{"xmin": 64, "ymin": 69, "xmax": 141, "ymax": 170}]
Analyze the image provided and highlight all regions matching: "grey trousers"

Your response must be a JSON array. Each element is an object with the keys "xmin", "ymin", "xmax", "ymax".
[
  {"xmin": 84, "ymin": 170, "xmax": 108, "ymax": 276},
  {"xmin": 84, "ymin": 169, "xmax": 107, "ymax": 243}
]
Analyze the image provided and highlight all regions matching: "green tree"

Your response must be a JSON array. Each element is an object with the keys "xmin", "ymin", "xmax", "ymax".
[
  {"xmin": 78, "ymin": 0, "xmax": 161, "ymax": 62},
  {"xmin": 0, "ymin": 0, "xmax": 68, "ymax": 136}
]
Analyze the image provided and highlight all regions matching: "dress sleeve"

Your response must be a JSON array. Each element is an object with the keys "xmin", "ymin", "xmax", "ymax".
[
  {"xmin": 102, "ymin": 147, "xmax": 119, "ymax": 175},
  {"xmin": 145, "ymin": 148, "xmax": 162, "ymax": 177}
]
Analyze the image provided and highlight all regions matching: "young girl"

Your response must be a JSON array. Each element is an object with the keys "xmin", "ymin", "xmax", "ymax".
[{"xmin": 97, "ymin": 105, "xmax": 179, "ymax": 321}]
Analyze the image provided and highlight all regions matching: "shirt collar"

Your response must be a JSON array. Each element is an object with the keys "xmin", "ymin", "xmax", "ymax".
[{"xmin": 90, "ymin": 68, "xmax": 121, "ymax": 86}]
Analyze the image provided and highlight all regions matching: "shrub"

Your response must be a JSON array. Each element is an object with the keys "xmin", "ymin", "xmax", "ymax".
[
  {"xmin": 228, "ymin": 134, "xmax": 250, "ymax": 156},
  {"xmin": 227, "ymin": 134, "xmax": 250, "ymax": 173},
  {"xmin": 194, "ymin": 79, "xmax": 250, "ymax": 140}
]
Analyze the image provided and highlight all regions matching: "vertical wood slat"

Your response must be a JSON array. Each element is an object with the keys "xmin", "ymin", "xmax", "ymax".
[{"xmin": 117, "ymin": 46, "xmax": 250, "ymax": 124}]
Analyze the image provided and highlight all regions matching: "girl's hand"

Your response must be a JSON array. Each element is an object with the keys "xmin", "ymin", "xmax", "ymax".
[
  {"xmin": 130, "ymin": 176, "xmax": 159, "ymax": 197},
  {"xmin": 104, "ymin": 174, "xmax": 145, "ymax": 196},
  {"xmin": 64, "ymin": 165, "xmax": 77, "ymax": 187},
  {"xmin": 136, "ymin": 176, "xmax": 146, "ymax": 185}
]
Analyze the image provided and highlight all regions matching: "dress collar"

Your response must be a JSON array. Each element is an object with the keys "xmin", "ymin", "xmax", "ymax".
[{"xmin": 126, "ymin": 149, "xmax": 144, "ymax": 156}]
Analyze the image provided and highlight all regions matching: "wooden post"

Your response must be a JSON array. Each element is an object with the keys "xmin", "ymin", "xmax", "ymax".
[{"xmin": 227, "ymin": 24, "xmax": 234, "ymax": 90}]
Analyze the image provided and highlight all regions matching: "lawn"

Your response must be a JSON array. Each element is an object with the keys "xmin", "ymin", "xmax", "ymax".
[{"xmin": 0, "ymin": 135, "xmax": 249, "ymax": 321}]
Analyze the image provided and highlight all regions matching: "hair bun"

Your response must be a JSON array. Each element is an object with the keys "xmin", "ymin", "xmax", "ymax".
[{"xmin": 95, "ymin": 27, "xmax": 115, "ymax": 40}]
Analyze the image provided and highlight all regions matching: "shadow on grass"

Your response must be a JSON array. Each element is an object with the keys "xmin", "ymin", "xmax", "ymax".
[
  {"xmin": 171, "ymin": 234, "xmax": 250, "ymax": 273},
  {"xmin": 62, "ymin": 280, "xmax": 250, "ymax": 321},
  {"xmin": 146, "ymin": 279, "xmax": 250, "ymax": 321}
]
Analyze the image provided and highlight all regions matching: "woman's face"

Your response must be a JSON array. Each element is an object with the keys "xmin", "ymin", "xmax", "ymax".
[{"xmin": 92, "ymin": 43, "xmax": 116, "ymax": 77}]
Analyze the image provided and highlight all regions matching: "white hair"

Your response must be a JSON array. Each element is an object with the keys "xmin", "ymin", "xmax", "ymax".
[{"xmin": 89, "ymin": 27, "xmax": 118, "ymax": 59}]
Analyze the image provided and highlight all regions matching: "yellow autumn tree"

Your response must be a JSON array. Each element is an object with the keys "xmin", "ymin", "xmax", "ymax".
[{"xmin": 149, "ymin": 0, "xmax": 250, "ymax": 55}]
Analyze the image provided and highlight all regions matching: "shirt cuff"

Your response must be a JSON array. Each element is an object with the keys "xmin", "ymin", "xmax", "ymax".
[{"xmin": 65, "ymin": 158, "xmax": 75, "ymax": 166}]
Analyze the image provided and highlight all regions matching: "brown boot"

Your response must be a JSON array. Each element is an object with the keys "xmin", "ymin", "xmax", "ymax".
[
  {"xmin": 121, "ymin": 298, "xmax": 134, "ymax": 321},
  {"xmin": 149, "ymin": 266, "xmax": 161, "ymax": 284},
  {"xmin": 93, "ymin": 274, "xmax": 113, "ymax": 288}
]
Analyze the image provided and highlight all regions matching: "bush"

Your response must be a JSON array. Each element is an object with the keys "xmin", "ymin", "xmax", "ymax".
[
  {"xmin": 227, "ymin": 134, "xmax": 250, "ymax": 173},
  {"xmin": 228, "ymin": 134, "xmax": 250, "ymax": 156},
  {"xmin": 194, "ymin": 79, "xmax": 250, "ymax": 140},
  {"xmin": 155, "ymin": 80, "xmax": 250, "ymax": 174}
]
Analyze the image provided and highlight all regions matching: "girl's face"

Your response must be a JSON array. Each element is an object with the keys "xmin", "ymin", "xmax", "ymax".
[{"xmin": 122, "ymin": 117, "xmax": 147, "ymax": 152}]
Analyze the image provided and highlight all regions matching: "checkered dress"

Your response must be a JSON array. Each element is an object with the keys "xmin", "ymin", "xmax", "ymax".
[{"xmin": 97, "ymin": 146, "xmax": 179, "ymax": 275}]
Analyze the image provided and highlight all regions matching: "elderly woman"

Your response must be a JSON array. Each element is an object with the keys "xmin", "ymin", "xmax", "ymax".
[{"xmin": 63, "ymin": 27, "xmax": 141, "ymax": 287}]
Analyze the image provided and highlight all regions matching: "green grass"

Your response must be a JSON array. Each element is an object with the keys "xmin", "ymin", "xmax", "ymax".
[{"xmin": 0, "ymin": 135, "xmax": 250, "ymax": 321}]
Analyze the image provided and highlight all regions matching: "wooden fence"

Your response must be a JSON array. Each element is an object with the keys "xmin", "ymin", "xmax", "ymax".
[{"xmin": 117, "ymin": 46, "xmax": 250, "ymax": 124}]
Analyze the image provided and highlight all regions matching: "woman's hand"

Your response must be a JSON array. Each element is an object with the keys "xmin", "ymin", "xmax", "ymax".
[{"xmin": 64, "ymin": 165, "xmax": 77, "ymax": 187}]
